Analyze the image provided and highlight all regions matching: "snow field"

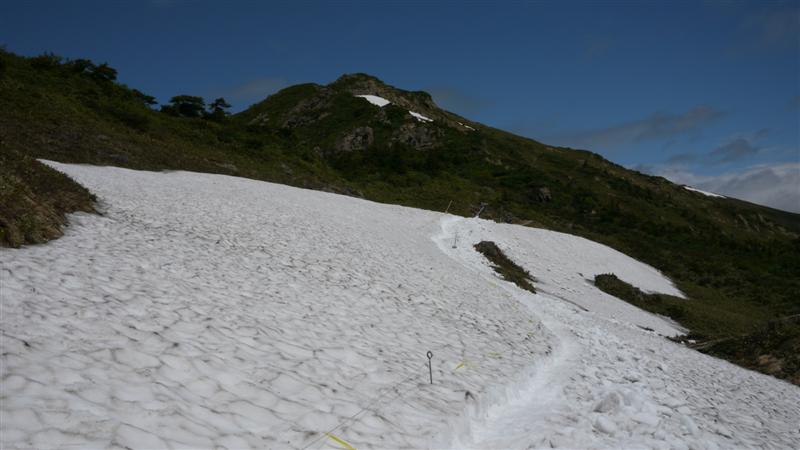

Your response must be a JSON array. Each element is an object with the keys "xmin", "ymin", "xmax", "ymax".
[
  {"xmin": 2, "ymin": 163, "xmax": 551, "ymax": 449},
  {"xmin": 1, "ymin": 162, "xmax": 798, "ymax": 449}
]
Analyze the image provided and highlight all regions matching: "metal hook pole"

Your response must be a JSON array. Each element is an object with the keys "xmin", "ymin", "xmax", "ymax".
[{"xmin": 427, "ymin": 351, "xmax": 433, "ymax": 384}]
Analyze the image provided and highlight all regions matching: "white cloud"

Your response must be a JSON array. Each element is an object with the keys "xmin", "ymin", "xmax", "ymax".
[
  {"xmin": 646, "ymin": 162, "xmax": 800, "ymax": 213},
  {"xmin": 553, "ymin": 106, "xmax": 725, "ymax": 150}
]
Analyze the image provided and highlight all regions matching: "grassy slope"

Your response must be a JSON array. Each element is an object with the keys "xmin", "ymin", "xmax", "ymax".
[
  {"xmin": 2, "ymin": 50, "xmax": 799, "ymax": 382},
  {"xmin": 0, "ymin": 149, "xmax": 95, "ymax": 246}
]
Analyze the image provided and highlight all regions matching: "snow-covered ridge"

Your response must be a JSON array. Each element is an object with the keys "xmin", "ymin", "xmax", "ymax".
[
  {"xmin": 684, "ymin": 186, "xmax": 725, "ymax": 198},
  {"xmin": 2, "ymin": 162, "xmax": 798, "ymax": 449}
]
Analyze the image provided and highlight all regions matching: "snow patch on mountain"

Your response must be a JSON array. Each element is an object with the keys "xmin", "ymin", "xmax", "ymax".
[
  {"xmin": 353, "ymin": 94, "xmax": 434, "ymax": 124},
  {"xmin": 409, "ymin": 111, "xmax": 434, "ymax": 123},
  {"xmin": 354, "ymin": 94, "xmax": 390, "ymax": 107},
  {"xmin": 684, "ymin": 186, "xmax": 725, "ymax": 198}
]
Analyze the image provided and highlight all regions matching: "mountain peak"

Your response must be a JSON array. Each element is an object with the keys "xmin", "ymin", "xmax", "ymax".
[{"xmin": 331, "ymin": 72, "xmax": 387, "ymax": 88}]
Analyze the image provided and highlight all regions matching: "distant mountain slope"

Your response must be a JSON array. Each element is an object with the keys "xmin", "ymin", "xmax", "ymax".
[{"xmin": 1, "ymin": 49, "xmax": 798, "ymax": 382}]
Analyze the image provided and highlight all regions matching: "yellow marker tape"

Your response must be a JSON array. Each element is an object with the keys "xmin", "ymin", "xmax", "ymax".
[
  {"xmin": 326, "ymin": 433, "xmax": 356, "ymax": 450},
  {"xmin": 454, "ymin": 359, "xmax": 474, "ymax": 371}
]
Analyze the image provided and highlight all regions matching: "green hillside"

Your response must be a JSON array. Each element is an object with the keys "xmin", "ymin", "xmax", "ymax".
[{"xmin": 1, "ymin": 49, "xmax": 798, "ymax": 383}]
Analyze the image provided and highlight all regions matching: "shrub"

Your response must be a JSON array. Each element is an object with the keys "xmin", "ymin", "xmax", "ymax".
[
  {"xmin": 206, "ymin": 97, "xmax": 231, "ymax": 121},
  {"xmin": 30, "ymin": 52, "xmax": 63, "ymax": 70},
  {"xmin": 474, "ymin": 241, "xmax": 536, "ymax": 293},
  {"xmin": 132, "ymin": 89, "xmax": 158, "ymax": 106},
  {"xmin": 162, "ymin": 95, "xmax": 205, "ymax": 118},
  {"xmin": 67, "ymin": 58, "xmax": 95, "ymax": 75},
  {"xmin": 90, "ymin": 63, "xmax": 117, "ymax": 82}
]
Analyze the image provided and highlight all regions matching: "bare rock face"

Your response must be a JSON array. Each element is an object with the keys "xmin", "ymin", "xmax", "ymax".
[
  {"xmin": 391, "ymin": 123, "xmax": 442, "ymax": 150},
  {"xmin": 335, "ymin": 126, "xmax": 374, "ymax": 153},
  {"xmin": 247, "ymin": 112, "xmax": 270, "ymax": 127},
  {"xmin": 333, "ymin": 73, "xmax": 471, "ymax": 131}
]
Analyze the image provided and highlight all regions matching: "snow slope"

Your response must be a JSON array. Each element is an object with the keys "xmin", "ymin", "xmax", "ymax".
[
  {"xmin": 436, "ymin": 218, "xmax": 799, "ymax": 449},
  {"xmin": 2, "ymin": 163, "xmax": 798, "ymax": 449}
]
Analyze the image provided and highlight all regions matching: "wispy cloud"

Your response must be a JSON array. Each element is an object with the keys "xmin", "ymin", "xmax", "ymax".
[
  {"xmin": 552, "ymin": 106, "xmax": 725, "ymax": 150},
  {"xmin": 745, "ymin": 6, "xmax": 800, "ymax": 49},
  {"xmin": 727, "ymin": 4, "xmax": 800, "ymax": 55},
  {"xmin": 427, "ymin": 86, "xmax": 490, "ymax": 115},
  {"xmin": 709, "ymin": 138, "xmax": 760, "ymax": 162},
  {"xmin": 664, "ymin": 153, "xmax": 696, "ymax": 165},
  {"xmin": 708, "ymin": 129, "xmax": 769, "ymax": 163}
]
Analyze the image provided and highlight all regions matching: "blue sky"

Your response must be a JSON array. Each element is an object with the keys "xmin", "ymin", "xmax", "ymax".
[{"xmin": 2, "ymin": 1, "xmax": 798, "ymax": 210}]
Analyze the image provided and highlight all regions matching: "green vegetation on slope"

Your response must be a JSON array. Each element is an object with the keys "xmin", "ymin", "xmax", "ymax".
[
  {"xmin": 0, "ymin": 149, "xmax": 95, "ymax": 247},
  {"xmin": 595, "ymin": 274, "xmax": 800, "ymax": 385},
  {"xmin": 596, "ymin": 273, "xmax": 712, "ymax": 335},
  {"xmin": 1, "ymin": 49, "xmax": 799, "ymax": 383},
  {"xmin": 703, "ymin": 319, "xmax": 800, "ymax": 386}
]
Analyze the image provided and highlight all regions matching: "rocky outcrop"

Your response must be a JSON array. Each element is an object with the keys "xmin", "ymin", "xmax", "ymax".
[
  {"xmin": 538, "ymin": 187, "xmax": 552, "ymax": 202},
  {"xmin": 247, "ymin": 112, "xmax": 270, "ymax": 127},
  {"xmin": 335, "ymin": 126, "xmax": 374, "ymax": 153},
  {"xmin": 332, "ymin": 73, "xmax": 473, "ymax": 132},
  {"xmin": 391, "ymin": 123, "xmax": 442, "ymax": 150}
]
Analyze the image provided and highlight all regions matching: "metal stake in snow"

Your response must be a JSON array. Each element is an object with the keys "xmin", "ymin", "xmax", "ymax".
[
  {"xmin": 475, "ymin": 202, "xmax": 487, "ymax": 218},
  {"xmin": 427, "ymin": 351, "xmax": 434, "ymax": 384},
  {"xmin": 452, "ymin": 231, "xmax": 458, "ymax": 249}
]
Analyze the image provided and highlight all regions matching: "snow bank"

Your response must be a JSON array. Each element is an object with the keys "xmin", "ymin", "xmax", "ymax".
[
  {"xmin": 354, "ymin": 94, "xmax": 390, "ymax": 107},
  {"xmin": 2, "ymin": 163, "xmax": 798, "ymax": 450}
]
